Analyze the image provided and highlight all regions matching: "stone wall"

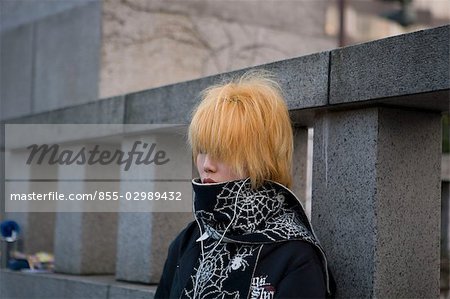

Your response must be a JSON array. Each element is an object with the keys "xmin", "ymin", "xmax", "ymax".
[
  {"xmin": 100, "ymin": 0, "xmax": 335, "ymax": 98},
  {"xmin": 0, "ymin": 0, "xmax": 101, "ymax": 120}
]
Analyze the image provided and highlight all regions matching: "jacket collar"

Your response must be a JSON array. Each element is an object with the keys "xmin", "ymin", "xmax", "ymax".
[{"xmin": 191, "ymin": 177, "xmax": 316, "ymax": 244}]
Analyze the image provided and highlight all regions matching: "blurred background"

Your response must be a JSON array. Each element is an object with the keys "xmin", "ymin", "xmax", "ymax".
[{"xmin": 1, "ymin": 0, "xmax": 450, "ymax": 117}]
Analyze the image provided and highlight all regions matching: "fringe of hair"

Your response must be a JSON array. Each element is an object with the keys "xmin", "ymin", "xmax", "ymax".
[{"xmin": 188, "ymin": 69, "xmax": 293, "ymax": 189}]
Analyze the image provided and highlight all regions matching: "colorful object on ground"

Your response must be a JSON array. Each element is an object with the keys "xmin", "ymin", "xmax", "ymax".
[{"xmin": 0, "ymin": 220, "xmax": 20, "ymax": 242}]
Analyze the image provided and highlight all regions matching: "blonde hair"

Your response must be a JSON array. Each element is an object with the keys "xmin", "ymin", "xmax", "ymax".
[{"xmin": 188, "ymin": 69, "xmax": 293, "ymax": 189}]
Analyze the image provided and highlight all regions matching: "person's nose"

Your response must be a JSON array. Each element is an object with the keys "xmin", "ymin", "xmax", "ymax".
[{"xmin": 203, "ymin": 154, "xmax": 217, "ymax": 173}]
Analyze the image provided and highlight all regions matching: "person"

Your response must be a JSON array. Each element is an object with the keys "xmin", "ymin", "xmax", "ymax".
[{"xmin": 155, "ymin": 69, "xmax": 336, "ymax": 299}]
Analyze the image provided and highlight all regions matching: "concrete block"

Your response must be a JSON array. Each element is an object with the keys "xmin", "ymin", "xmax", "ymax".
[
  {"xmin": 4, "ymin": 149, "xmax": 56, "ymax": 255},
  {"xmin": 1, "ymin": 269, "xmax": 64, "ymax": 299},
  {"xmin": 375, "ymin": 108, "xmax": 441, "ymax": 298},
  {"xmin": 125, "ymin": 51, "xmax": 329, "ymax": 124},
  {"xmin": 61, "ymin": 279, "xmax": 109, "ymax": 299},
  {"xmin": 6, "ymin": 95, "xmax": 125, "ymax": 124},
  {"xmin": 115, "ymin": 134, "xmax": 193, "ymax": 283},
  {"xmin": 116, "ymin": 132, "xmax": 193, "ymax": 212},
  {"xmin": 0, "ymin": 0, "xmax": 97, "ymax": 32},
  {"xmin": 0, "ymin": 269, "xmax": 109, "ymax": 299},
  {"xmin": 312, "ymin": 108, "xmax": 378, "ymax": 298},
  {"xmin": 312, "ymin": 107, "xmax": 441, "ymax": 297},
  {"xmin": 54, "ymin": 212, "xmax": 83, "ymax": 273},
  {"xmin": 101, "ymin": 0, "xmax": 333, "ymax": 99},
  {"xmin": 54, "ymin": 144, "xmax": 118, "ymax": 274},
  {"xmin": 292, "ymin": 126, "xmax": 309, "ymax": 213},
  {"xmin": 117, "ymin": 0, "xmax": 328, "ymax": 38},
  {"xmin": 32, "ymin": 1, "xmax": 100, "ymax": 113},
  {"xmin": 109, "ymin": 285, "xmax": 156, "ymax": 299},
  {"xmin": 3, "ymin": 25, "xmax": 449, "ymax": 127},
  {"xmin": 0, "ymin": 269, "xmax": 157, "ymax": 299},
  {"xmin": 115, "ymin": 212, "xmax": 192, "ymax": 283},
  {"xmin": 330, "ymin": 25, "xmax": 450, "ymax": 106},
  {"xmin": 125, "ymin": 77, "xmax": 219, "ymax": 124},
  {"xmin": 0, "ymin": 24, "xmax": 33, "ymax": 120},
  {"xmin": 47, "ymin": 95, "xmax": 125, "ymax": 124},
  {"xmin": 264, "ymin": 52, "xmax": 330, "ymax": 110},
  {"xmin": 23, "ymin": 158, "xmax": 57, "ymax": 253},
  {"xmin": 55, "ymin": 212, "xmax": 118, "ymax": 275}
]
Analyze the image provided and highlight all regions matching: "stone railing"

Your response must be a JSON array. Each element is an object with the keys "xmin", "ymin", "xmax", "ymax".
[{"xmin": 1, "ymin": 24, "xmax": 449, "ymax": 298}]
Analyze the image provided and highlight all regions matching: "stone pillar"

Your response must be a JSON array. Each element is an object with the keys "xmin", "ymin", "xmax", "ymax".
[
  {"xmin": 115, "ymin": 133, "xmax": 193, "ymax": 284},
  {"xmin": 292, "ymin": 126, "xmax": 310, "ymax": 216},
  {"xmin": 25, "ymin": 159, "xmax": 57, "ymax": 254},
  {"xmin": 3, "ymin": 150, "xmax": 30, "ymax": 257},
  {"xmin": 312, "ymin": 107, "xmax": 441, "ymax": 298},
  {"xmin": 4, "ymin": 149, "xmax": 56, "ymax": 254},
  {"xmin": 54, "ymin": 144, "xmax": 118, "ymax": 274}
]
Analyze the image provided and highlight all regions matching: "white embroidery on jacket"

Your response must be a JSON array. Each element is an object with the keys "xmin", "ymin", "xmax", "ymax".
[
  {"xmin": 250, "ymin": 275, "xmax": 275, "ymax": 299},
  {"xmin": 185, "ymin": 179, "xmax": 331, "ymax": 297},
  {"xmin": 184, "ymin": 242, "xmax": 258, "ymax": 299},
  {"xmin": 196, "ymin": 180, "xmax": 318, "ymax": 246}
]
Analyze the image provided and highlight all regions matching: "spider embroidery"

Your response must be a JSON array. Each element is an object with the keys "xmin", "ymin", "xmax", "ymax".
[
  {"xmin": 228, "ymin": 247, "xmax": 254, "ymax": 271},
  {"xmin": 230, "ymin": 255, "xmax": 249, "ymax": 270}
]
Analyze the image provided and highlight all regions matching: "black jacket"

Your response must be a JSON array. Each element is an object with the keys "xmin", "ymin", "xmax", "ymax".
[{"xmin": 155, "ymin": 178, "xmax": 336, "ymax": 299}]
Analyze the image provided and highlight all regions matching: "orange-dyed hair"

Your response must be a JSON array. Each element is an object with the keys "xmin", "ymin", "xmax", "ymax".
[{"xmin": 188, "ymin": 69, "xmax": 293, "ymax": 189}]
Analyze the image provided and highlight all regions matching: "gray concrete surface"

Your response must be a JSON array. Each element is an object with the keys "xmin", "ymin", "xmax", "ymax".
[
  {"xmin": 0, "ymin": 268, "xmax": 156, "ymax": 299},
  {"xmin": 32, "ymin": 2, "xmax": 100, "ymax": 114},
  {"xmin": 4, "ymin": 25, "xmax": 449, "ymax": 126},
  {"xmin": 53, "ymin": 144, "xmax": 118, "ymax": 275},
  {"xmin": 312, "ymin": 107, "xmax": 442, "ymax": 297},
  {"xmin": 6, "ymin": 96, "xmax": 125, "ymax": 124},
  {"xmin": 0, "ymin": 0, "xmax": 97, "ymax": 32},
  {"xmin": 0, "ymin": 0, "xmax": 101, "ymax": 120},
  {"xmin": 115, "ymin": 135, "xmax": 193, "ymax": 283},
  {"xmin": 0, "ymin": 25, "xmax": 34, "ymax": 119},
  {"xmin": 330, "ymin": 25, "xmax": 449, "ymax": 107},
  {"xmin": 292, "ymin": 126, "xmax": 309, "ymax": 209}
]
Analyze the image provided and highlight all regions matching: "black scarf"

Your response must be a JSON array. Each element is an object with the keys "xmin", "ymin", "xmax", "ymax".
[{"xmin": 180, "ymin": 177, "xmax": 332, "ymax": 298}]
